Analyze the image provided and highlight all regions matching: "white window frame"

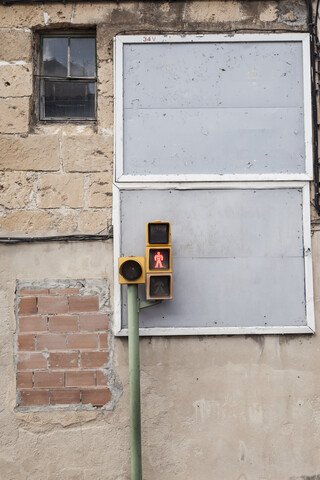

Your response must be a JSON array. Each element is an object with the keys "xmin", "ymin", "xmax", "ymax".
[
  {"xmin": 113, "ymin": 181, "xmax": 314, "ymax": 336},
  {"xmin": 113, "ymin": 33, "xmax": 315, "ymax": 336}
]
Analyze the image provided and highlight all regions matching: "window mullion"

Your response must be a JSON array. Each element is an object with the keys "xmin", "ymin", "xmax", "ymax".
[{"xmin": 67, "ymin": 37, "xmax": 71, "ymax": 77}]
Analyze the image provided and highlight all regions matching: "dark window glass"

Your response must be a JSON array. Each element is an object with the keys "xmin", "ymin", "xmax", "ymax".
[
  {"xmin": 42, "ymin": 38, "xmax": 68, "ymax": 76},
  {"xmin": 70, "ymin": 38, "xmax": 95, "ymax": 77},
  {"xmin": 148, "ymin": 223, "xmax": 170, "ymax": 244},
  {"xmin": 149, "ymin": 275, "xmax": 171, "ymax": 298},
  {"xmin": 44, "ymin": 81, "xmax": 96, "ymax": 118},
  {"xmin": 40, "ymin": 35, "xmax": 96, "ymax": 120}
]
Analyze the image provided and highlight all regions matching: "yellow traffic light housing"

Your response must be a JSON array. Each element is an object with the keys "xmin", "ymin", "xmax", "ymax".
[
  {"xmin": 146, "ymin": 273, "xmax": 173, "ymax": 300},
  {"xmin": 146, "ymin": 221, "xmax": 173, "ymax": 300},
  {"xmin": 118, "ymin": 257, "xmax": 145, "ymax": 284},
  {"xmin": 146, "ymin": 221, "xmax": 171, "ymax": 246}
]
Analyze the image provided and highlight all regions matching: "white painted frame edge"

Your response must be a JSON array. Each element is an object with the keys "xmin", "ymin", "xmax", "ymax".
[
  {"xmin": 115, "ymin": 326, "xmax": 314, "ymax": 337},
  {"xmin": 114, "ymin": 35, "xmax": 123, "ymax": 181},
  {"xmin": 303, "ymin": 183, "xmax": 315, "ymax": 332},
  {"xmin": 113, "ymin": 183, "xmax": 122, "ymax": 334},
  {"xmin": 116, "ymin": 173, "xmax": 313, "ymax": 183},
  {"xmin": 114, "ymin": 33, "xmax": 313, "ymax": 183},
  {"xmin": 113, "ymin": 182, "xmax": 315, "ymax": 336},
  {"xmin": 302, "ymin": 34, "xmax": 313, "ymax": 178},
  {"xmin": 116, "ymin": 33, "xmax": 309, "ymax": 44}
]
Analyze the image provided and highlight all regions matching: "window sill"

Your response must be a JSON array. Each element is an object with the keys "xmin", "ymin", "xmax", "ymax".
[{"xmin": 33, "ymin": 122, "xmax": 97, "ymax": 136}]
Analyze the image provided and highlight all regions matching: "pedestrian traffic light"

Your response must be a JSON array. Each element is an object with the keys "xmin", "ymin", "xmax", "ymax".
[
  {"xmin": 146, "ymin": 222, "xmax": 173, "ymax": 300},
  {"xmin": 147, "ymin": 222, "xmax": 170, "ymax": 245},
  {"xmin": 118, "ymin": 257, "xmax": 145, "ymax": 284}
]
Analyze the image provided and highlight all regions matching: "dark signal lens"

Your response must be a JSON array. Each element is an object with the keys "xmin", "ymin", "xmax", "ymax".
[
  {"xmin": 149, "ymin": 275, "xmax": 171, "ymax": 297},
  {"xmin": 119, "ymin": 260, "xmax": 142, "ymax": 281},
  {"xmin": 148, "ymin": 223, "xmax": 169, "ymax": 244}
]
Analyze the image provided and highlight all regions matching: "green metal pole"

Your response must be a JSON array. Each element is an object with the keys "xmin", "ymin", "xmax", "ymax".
[{"xmin": 127, "ymin": 284, "xmax": 142, "ymax": 480}]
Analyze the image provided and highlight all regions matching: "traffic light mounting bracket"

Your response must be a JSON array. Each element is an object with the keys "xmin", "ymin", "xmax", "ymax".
[{"xmin": 139, "ymin": 299, "xmax": 162, "ymax": 310}]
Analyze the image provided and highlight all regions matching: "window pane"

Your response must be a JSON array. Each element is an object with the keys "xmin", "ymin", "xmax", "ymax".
[
  {"xmin": 42, "ymin": 38, "xmax": 68, "ymax": 76},
  {"xmin": 43, "ymin": 81, "xmax": 96, "ymax": 118},
  {"xmin": 70, "ymin": 38, "xmax": 95, "ymax": 77}
]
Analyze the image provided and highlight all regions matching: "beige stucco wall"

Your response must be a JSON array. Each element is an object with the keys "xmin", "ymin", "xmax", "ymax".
[{"xmin": 1, "ymin": 1, "xmax": 320, "ymax": 479}]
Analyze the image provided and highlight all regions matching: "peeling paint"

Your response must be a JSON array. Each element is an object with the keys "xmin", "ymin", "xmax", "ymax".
[
  {"xmin": 0, "ymin": 60, "xmax": 28, "ymax": 66},
  {"xmin": 43, "ymin": 12, "xmax": 51, "ymax": 25}
]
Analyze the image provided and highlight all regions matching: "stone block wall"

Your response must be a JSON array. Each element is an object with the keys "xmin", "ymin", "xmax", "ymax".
[
  {"xmin": 0, "ymin": 24, "xmax": 113, "ymax": 236},
  {"xmin": 0, "ymin": 0, "xmax": 308, "ymax": 237}
]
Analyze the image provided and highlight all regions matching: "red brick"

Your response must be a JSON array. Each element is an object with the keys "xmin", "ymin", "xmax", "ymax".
[
  {"xmin": 50, "ymin": 389, "xmax": 81, "ymax": 405},
  {"xmin": 19, "ymin": 289, "xmax": 49, "ymax": 296},
  {"xmin": 19, "ymin": 389, "xmax": 49, "ymax": 406},
  {"xmin": 17, "ymin": 334, "xmax": 35, "ymax": 351},
  {"xmin": 19, "ymin": 315, "xmax": 47, "ymax": 332},
  {"xmin": 19, "ymin": 297, "xmax": 37, "ymax": 315},
  {"xmin": 65, "ymin": 370, "xmax": 96, "ymax": 387},
  {"xmin": 17, "ymin": 372, "xmax": 33, "ymax": 388},
  {"xmin": 68, "ymin": 333, "xmax": 98, "ymax": 349},
  {"xmin": 17, "ymin": 353, "xmax": 47, "ymax": 370},
  {"xmin": 81, "ymin": 351, "xmax": 109, "ymax": 368},
  {"xmin": 49, "ymin": 352, "xmax": 78, "ymax": 369},
  {"xmin": 79, "ymin": 314, "xmax": 108, "ymax": 332},
  {"xmin": 49, "ymin": 315, "xmax": 78, "ymax": 333},
  {"xmin": 96, "ymin": 370, "xmax": 108, "ymax": 386},
  {"xmin": 49, "ymin": 288, "xmax": 80, "ymax": 295},
  {"xmin": 81, "ymin": 388, "xmax": 111, "ymax": 406},
  {"xmin": 37, "ymin": 296, "xmax": 68, "ymax": 314},
  {"xmin": 37, "ymin": 334, "xmax": 67, "ymax": 351},
  {"xmin": 69, "ymin": 296, "xmax": 99, "ymax": 313},
  {"xmin": 34, "ymin": 371, "xmax": 64, "ymax": 388},
  {"xmin": 99, "ymin": 333, "xmax": 108, "ymax": 349}
]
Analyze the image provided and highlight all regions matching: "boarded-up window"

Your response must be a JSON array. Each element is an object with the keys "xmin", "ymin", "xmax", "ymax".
[{"xmin": 114, "ymin": 34, "xmax": 314, "ymax": 335}]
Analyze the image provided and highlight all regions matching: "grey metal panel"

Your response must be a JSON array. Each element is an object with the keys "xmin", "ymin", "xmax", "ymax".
[
  {"xmin": 122, "ymin": 257, "xmax": 305, "ymax": 328},
  {"xmin": 122, "ymin": 41, "xmax": 306, "ymax": 176},
  {"xmin": 123, "ymin": 107, "xmax": 305, "ymax": 175},
  {"xmin": 120, "ymin": 188, "xmax": 306, "ymax": 329},
  {"xmin": 123, "ymin": 42, "xmax": 304, "ymax": 109}
]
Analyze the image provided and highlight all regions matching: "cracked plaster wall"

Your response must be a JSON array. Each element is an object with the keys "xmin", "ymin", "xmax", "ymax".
[{"xmin": 1, "ymin": 1, "xmax": 320, "ymax": 479}]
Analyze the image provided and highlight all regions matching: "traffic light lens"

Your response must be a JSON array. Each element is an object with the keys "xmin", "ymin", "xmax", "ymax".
[
  {"xmin": 149, "ymin": 275, "xmax": 171, "ymax": 297},
  {"xmin": 148, "ymin": 223, "xmax": 169, "ymax": 244},
  {"xmin": 119, "ymin": 260, "xmax": 143, "ymax": 281},
  {"xmin": 149, "ymin": 248, "xmax": 170, "ymax": 269}
]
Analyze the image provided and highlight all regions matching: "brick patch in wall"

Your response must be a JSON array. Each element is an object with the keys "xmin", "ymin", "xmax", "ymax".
[{"xmin": 15, "ymin": 280, "xmax": 121, "ymax": 410}]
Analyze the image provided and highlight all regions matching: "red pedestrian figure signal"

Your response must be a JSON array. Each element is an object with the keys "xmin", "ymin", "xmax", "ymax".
[
  {"xmin": 154, "ymin": 251, "xmax": 164, "ymax": 269},
  {"xmin": 148, "ymin": 248, "xmax": 169, "ymax": 270}
]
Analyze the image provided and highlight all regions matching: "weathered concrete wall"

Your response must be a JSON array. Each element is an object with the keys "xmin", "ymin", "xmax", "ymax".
[{"xmin": 1, "ymin": 1, "xmax": 320, "ymax": 479}]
